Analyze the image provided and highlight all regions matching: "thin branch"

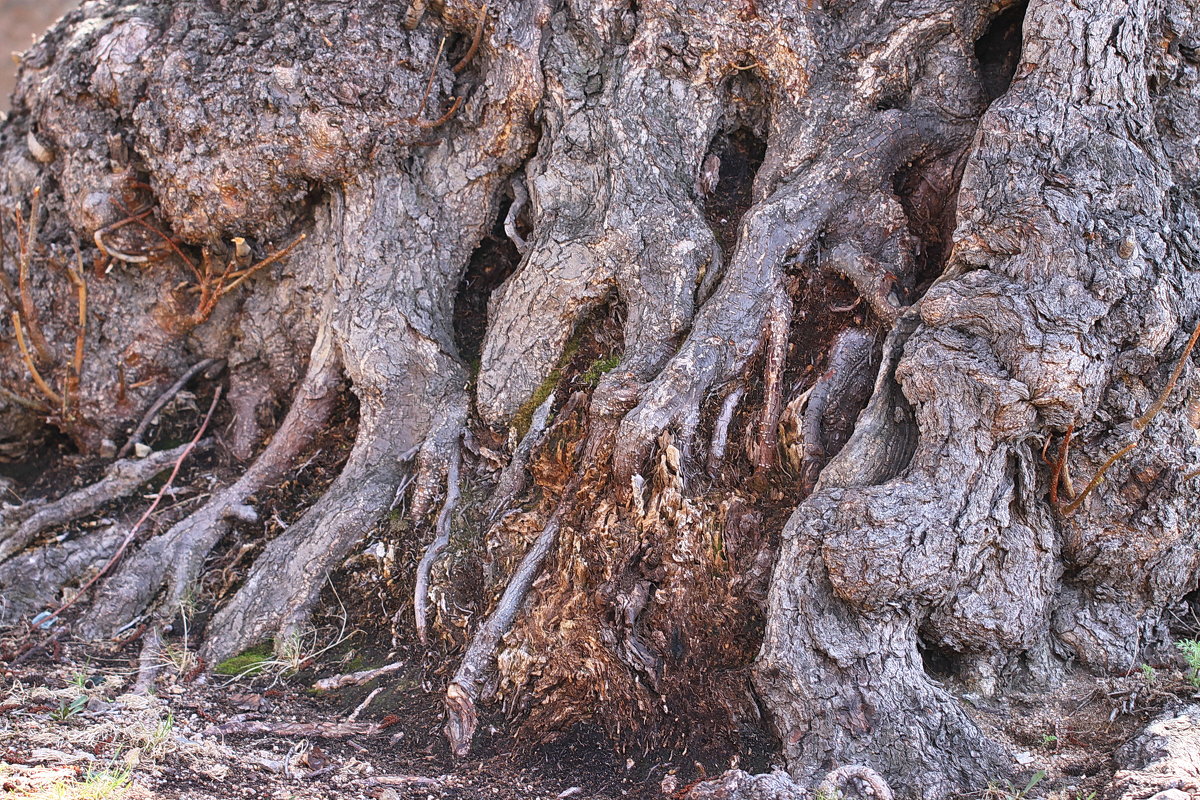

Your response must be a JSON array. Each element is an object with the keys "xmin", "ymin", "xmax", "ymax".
[
  {"xmin": 313, "ymin": 659, "xmax": 407, "ymax": 691},
  {"xmin": 15, "ymin": 191, "xmax": 54, "ymax": 365},
  {"xmin": 0, "ymin": 439, "xmax": 210, "ymax": 563},
  {"xmin": 417, "ymin": 95, "xmax": 463, "ymax": 130},
  {"xmin": 0, "ymin": 385, "xmax": 50, "ymax": 413},
  {"xmin": 1061, "ymin": 441, "xmax": 1137, "ymax": 517},
  {"xmin": 215, "ymin": 234, "xmax": 305, "ymax": 297},
  {"xmin": 1049, "ymin": 423, "xmax": 1073, "ymax": 506},
  {"xmin": 417, "ymin": 96, "xmax": 464, "ymax": 129},
  {"xmin": 416, "ymin": 35, "xmax": 447, "ymax": 121},
  {"xmin": 128, "ymin": 212, "xmax": 200, "ymax": 277},
  {"xmin": 118, "ymin": 358, "xmax": 221, "ymax": 458},
  {"xmin": 1057, "ymin": 318, "xmax": 1200, "ymax": 515},
  {"xmin": 205, "ymin": 720, "xmax": 381, "ymax": 737},
  {"xmin": 1134, "ymin": 318, "xmax": 1200, "ymax": 431},
  {"xmin": 66, "ymin": 245, "xmax": 87, "ymax": 406},
  {"xmin": 32, "ymin": 386, "xmax": 221, "ymax": 630},
  {"xmin": 452, "ymin": 3, "xmax": 488, "ymax": 74}
]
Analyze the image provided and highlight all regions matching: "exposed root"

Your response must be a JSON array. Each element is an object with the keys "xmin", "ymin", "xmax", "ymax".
[
  {"xmin": 686, "ymin": 770, "xmax": 803, "ymax": 799},
  {"xmin": 610, "ymin": 183, "xmax": 838, "ymax": 493},
  {"xmin": 313, "ymin": 659, "xmax": 406, "ymax": 692},
  {"xmin": 486, "ymin": 390, "xmax": 555, "ymax": 521},
  {"xmin": 408, "ymin": 401, "xmax": 468, "ymax": 523},
  {"xmin": 817, "ymin": 765, "xmax": 895, "ymax": 800},
  {"xmin": 83, "ymin": 329, "xmax": 342, "ymax": 639},
  {"xmin": 503, "ymin": 176, "xmax": 529, "ymax": 254},
  {"xmin": 414, "ymin": 439, "xmax": 461, "ymax": 643},
  {"xmin": 132, "ymin": 625, "xmax": 164, "ymax": 694},
  {"xmin": 707, "ymin": 385, "xmax": 744, "ymax": 475},
  {"xmin": 117, "ymin": 358, "xmax": 222, "ymax": 459},
  {"xmin": 796, "ymin": 329, "xmax": 877, "ymax": 492},
  {"xmin": 1059, "ymin": 317, "xmax": 1200, "ymax": 516},
  {"xmin": 753, "ymin": 296, "xmax": 792, "ymax": 473},
  {"xmin": 32, "ymin": 388, "xmax": 221, "ymax": 633},
  {"xmin": 684, "ymin": 764, "xmax": 893, "ymax": 800},
  {"xmin": 205, "ymin": 720, "xmax": 382, "ymax": 737},
  {"xmin": 0, "ymin": 439, "xmax": 210, "ymax": 564},
  {"xmin": 824, "ymin": 241, "xmax": 904, "ymax": 326},
  {"xmin": 445, "ymin": 516, "xmax": 561, "ymax": 756},
  {"xmin": 199, "ymin": 414, "xmax": 432, "ymax": 661}
]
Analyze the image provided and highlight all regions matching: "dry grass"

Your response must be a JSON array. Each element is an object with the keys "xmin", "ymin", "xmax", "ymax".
[{"xmin": 1, "ymin": 670, "xmax": 234, "ymax": 798}]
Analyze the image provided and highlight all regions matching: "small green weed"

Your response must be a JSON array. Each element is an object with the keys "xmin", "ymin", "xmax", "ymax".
[
  {"xmin": 50, "ymin": 695, "xmax": 87, "ymax": 721},
  {"xmin": 1139, "ymin": 662, "xmax": 1157, "ymax": 687},
  {"xmin": 986, "ymin": 769, "xmax": 1045, "ymax": 800},
  {"xmin": 51, "ymin": 764, "xmax": 132, "ymax": 800},
  {"xmin": 1176, "ymin": 639, "xmax": 1200, "ymax": 687}
]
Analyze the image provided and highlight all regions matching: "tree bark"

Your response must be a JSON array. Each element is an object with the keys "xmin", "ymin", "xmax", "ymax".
[{"xmin": 2, "ymin": 0, "xmax": 1199, "ymax": 797}]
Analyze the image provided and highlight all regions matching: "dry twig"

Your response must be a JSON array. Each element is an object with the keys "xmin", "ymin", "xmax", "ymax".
[
  {"xmin": 1057, "ymin": 319, "xmax": 1200, "ymax": 516},
  {"xmin": 117, "ymin": 358, "xmax": 222, "ymax": 458}
]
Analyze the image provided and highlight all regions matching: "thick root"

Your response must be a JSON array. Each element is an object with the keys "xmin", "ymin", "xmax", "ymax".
[
  {"xmin": 200, "ymin": 415, "xmax": 413, "ymax": 661},
  {"xmin": 476, "ymin": 6, "xmax": 729, "ymax": 426},
  {"xmin": 199, "ymin": 386, "xmax": 466, "ymax": 662}
]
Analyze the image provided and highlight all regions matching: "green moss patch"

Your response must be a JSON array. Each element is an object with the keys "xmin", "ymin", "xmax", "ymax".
[{"xmin": 213, "ymin": 643, "xmax": 274, "ymax": 677}]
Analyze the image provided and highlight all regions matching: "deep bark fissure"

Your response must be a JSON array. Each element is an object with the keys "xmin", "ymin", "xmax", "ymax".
[{"xmin": 974, "ymin": 2, "xmax": 1028, "ymax": 103}]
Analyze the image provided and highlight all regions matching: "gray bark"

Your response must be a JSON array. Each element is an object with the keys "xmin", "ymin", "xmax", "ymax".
[{"xmin": 2, "ymin": 0, "xmax": 1199, "ymax": 797}]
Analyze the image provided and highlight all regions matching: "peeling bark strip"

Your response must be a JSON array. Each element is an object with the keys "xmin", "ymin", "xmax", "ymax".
[{"xmin": 2, "ymin": 0, "xmax": 1200, "ymax": 796}]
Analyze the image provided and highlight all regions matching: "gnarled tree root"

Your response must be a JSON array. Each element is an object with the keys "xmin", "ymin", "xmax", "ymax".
[
  {"xmin": 414, "ymin": 440, "xmax": 461, "ymax": 644},
  {"xmin": 81, "ymin": 327, "xmax": 343, "ymax": 641},
  {"xmin": 685, "ymin": 764, "xmax": 895, "ymax": 800},
  {"xmin": 0, "ymin": 439, "xmax": 211, "ymax": 565}
]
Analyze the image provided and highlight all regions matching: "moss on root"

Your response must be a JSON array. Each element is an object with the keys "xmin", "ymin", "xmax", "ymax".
[{"xmin": 213, "ymin": 643, "xmax": 274, "ymax": 677}]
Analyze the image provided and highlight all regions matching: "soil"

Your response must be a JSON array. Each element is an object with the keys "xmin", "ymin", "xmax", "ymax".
[
  {"xmin": 0, "ymin": 640, "xmax": 654, "ymax": 800},
  {"xmin": 3, "ymin": 626, "xmax": 1198, "ymax": 800}
]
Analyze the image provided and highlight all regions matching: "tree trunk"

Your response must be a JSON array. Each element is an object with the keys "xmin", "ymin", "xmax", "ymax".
[{"xmin": 2, "ymin": 0, "xmax": 1199, "ymax": 797}]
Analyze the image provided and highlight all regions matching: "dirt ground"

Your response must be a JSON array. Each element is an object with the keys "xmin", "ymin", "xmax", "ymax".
[
  {"xmin": 1, "ymin": 639, "xmax": 670, "ymax": 800},
  {"xmin": 2, "ymin": 619, "xmax": 1199, "ymax": 800}
]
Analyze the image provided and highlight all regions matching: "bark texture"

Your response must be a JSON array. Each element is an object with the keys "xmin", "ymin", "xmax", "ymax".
[{"xmin": 2, "ymin": 0, "xmax": 1199, "ymax": 797}]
